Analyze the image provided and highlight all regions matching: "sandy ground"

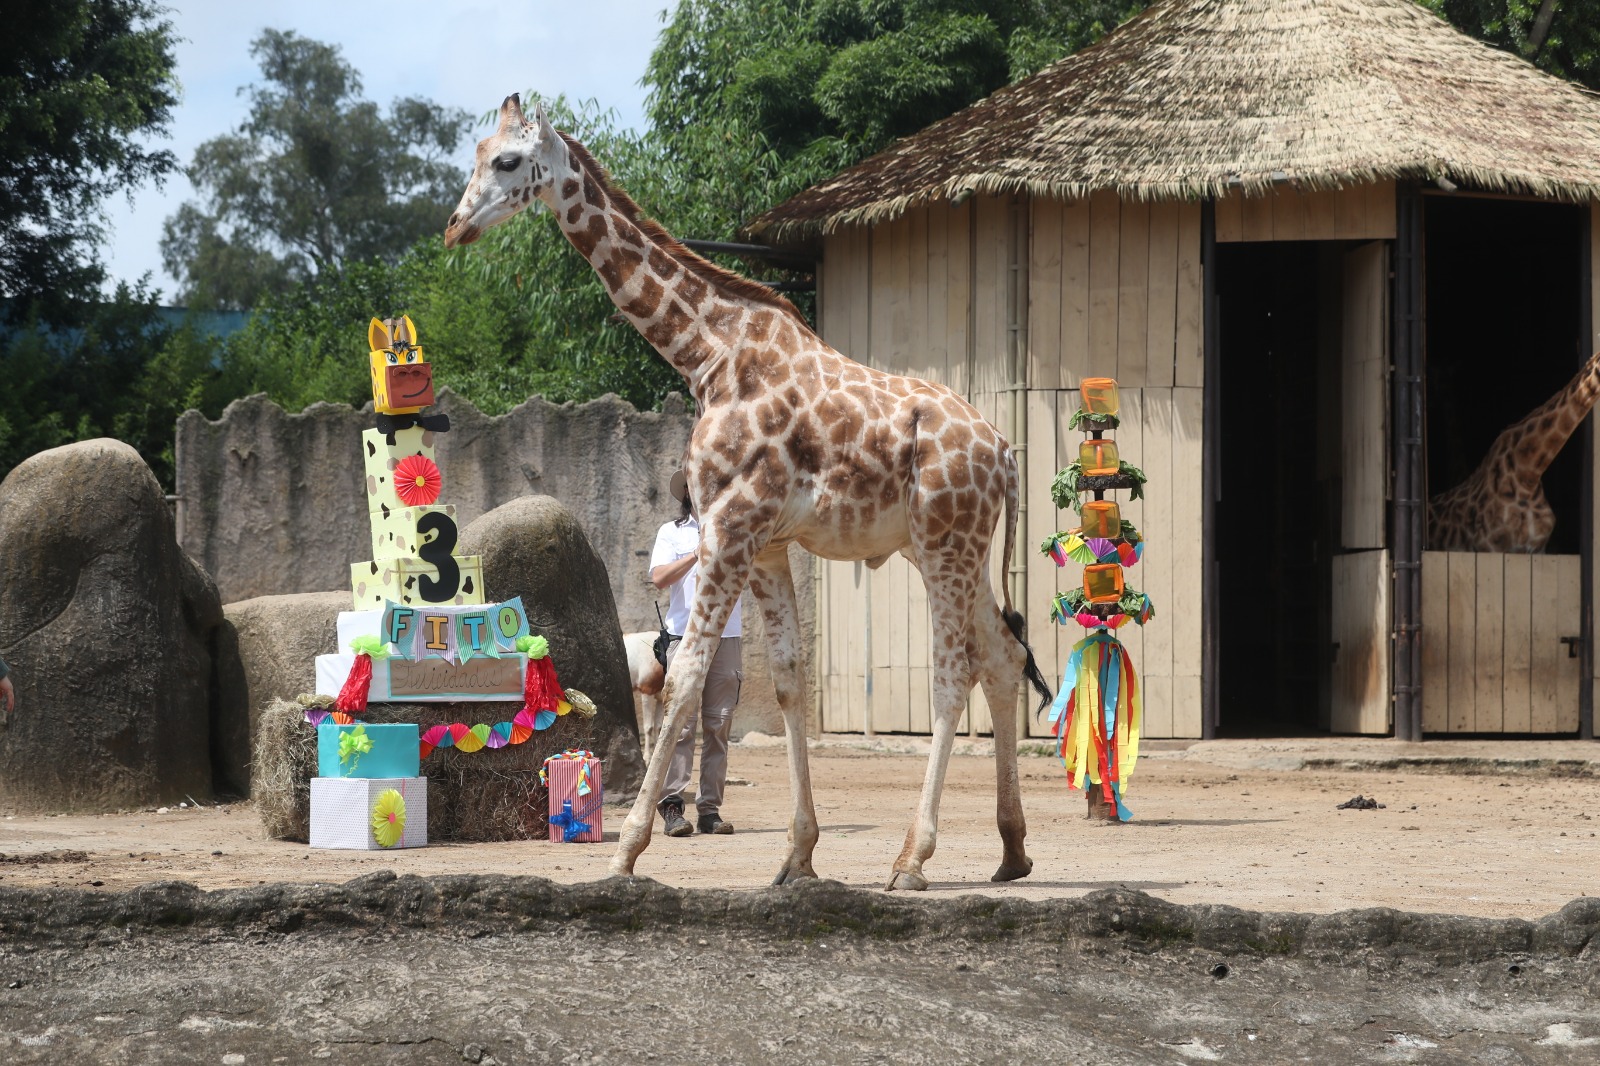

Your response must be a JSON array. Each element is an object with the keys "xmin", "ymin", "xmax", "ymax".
[{"xmin": 2, "ymin": 736, "xmax": 1597, "ymax": 919}]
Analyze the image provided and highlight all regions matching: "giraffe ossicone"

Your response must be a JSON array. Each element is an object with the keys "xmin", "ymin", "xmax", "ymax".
[{"xmin": 447, "ymin": 94, "xmax": 1053, "ymax": 890}]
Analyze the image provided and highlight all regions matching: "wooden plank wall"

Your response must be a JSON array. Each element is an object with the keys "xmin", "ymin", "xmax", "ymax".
[
  {"xmin": 815, "ymin": 195, "xmax": 1205, "ymax": 738},
  {"xmin": 1026, "ymin": 196, "xmax": 1205, "ymax": 738},
  {"xmin": 1420, "ymin": 551, "xmax": 1581, "ymax": 733},
  {"xmin": 1214, "ymin": 183, "xmax": 1397, "ymax": 243}
]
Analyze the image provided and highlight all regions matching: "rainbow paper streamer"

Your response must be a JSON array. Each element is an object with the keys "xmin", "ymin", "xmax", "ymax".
[{"xmin": 1047, "ymin": 628, "xmax": 1143, "ymax": 821}]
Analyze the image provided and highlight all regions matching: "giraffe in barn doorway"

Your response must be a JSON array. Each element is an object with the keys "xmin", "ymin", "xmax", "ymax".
[
  {"xmin": 1428, "ymin": 349, "xmax": 1600, "ymax": 552},
  {"xmin": 445, "ymin": 95, "xmax": 1052, "ymax": 890}
]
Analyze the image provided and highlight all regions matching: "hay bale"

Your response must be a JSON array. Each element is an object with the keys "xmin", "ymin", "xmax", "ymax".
[{"xmin": 254, "ymin": 698, "xmax": 603, "ymax": 843}]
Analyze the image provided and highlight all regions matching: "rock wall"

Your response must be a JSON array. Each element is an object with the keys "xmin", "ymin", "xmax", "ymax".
[
  {"xmin": 175, "ymin": 391, "xmax": 815, "ymax": 737},
  {"xmin": 0, "ymin": 439, "xmax": 225, "ymax": 811}
]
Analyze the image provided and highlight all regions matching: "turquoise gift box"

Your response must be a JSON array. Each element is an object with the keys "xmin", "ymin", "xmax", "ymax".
[{"xmin": 317, "ymin": 723, "xmax": 421, "ymax": 779}]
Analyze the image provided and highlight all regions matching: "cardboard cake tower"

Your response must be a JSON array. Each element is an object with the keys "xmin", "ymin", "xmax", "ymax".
[{"xmin": 306, "ymin": 316, "xmax": 600, "ymax": 849}]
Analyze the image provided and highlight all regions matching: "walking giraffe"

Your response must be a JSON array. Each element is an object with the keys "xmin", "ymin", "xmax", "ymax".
[
  {"xmin": 445, "ymin": 96, "xmax": 1051, "ymax": 889},
  {"xmin": 1428, "ymin": 349, "xmax": 1600, "ymax": 553}
]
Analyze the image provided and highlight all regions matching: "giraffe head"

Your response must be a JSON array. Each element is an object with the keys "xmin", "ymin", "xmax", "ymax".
[{"xmin": 444, "ymin": 93, "xmax": 561, "ymax": 248}]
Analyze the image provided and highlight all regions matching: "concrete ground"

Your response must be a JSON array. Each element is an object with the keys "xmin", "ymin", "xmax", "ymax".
[
  {"xmin": 2, "ymin": 737, "xmax": 1599, "ymax": 1064},
  {"xmin": 2, "ymin": 736, "xmax": 1596, "ymax": 917}
]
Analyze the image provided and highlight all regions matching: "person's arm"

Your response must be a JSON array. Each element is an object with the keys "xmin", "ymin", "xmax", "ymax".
[
  {"xmin": 0, "ymin": 657, "xmax": 13, "ymax": 716},
  {"xmin": 651, "ymin": 552, "xmax": 697, "ymax": 590}
]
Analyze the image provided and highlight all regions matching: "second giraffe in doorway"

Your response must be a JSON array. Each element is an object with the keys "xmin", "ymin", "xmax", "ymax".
[{"xmin": 1428, "ymin": 349, "xmax": 1600, "ymax": 552}]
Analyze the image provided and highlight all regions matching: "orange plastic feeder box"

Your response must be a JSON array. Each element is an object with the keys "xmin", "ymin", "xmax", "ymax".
[
  {"xmin": 1079, "ymin": 437, "xmax": 1121, "ymax": 477},
  {"xmin": 1083, "ymin": 563, "xmax": 1125, "ymax": 603},
  {"xmin": 1081, "ymin": 377, "xmax": 1120, "ymax": 417},
  {"xmin": 1080, "ymin": 499, "xmax": 1121, "ymax": 539}
]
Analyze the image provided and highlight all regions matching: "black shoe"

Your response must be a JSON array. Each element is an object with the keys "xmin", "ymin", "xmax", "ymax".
[
  {"xmin": 659, "ymin": 799, "xmax": 692, "ymax": 837},
  {"xmin": 697, "ymin": 811, "xmax": 734, "ymax": 835}
]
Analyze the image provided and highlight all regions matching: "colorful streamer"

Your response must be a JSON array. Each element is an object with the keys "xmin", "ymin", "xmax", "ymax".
[{"xmin": 1048, "ymin": 628, "xmax": 1143, "ymax": 821}]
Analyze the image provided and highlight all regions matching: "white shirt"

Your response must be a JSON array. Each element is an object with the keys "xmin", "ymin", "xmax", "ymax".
[{"xmin": 650, "ymin": 516, "xmax": 742, "ymax": 638}]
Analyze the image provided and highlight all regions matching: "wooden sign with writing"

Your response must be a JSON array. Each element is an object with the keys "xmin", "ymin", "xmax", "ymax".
[{"xmin": 387, "ymin": 655, "xmax": 523, "ymax": 699}]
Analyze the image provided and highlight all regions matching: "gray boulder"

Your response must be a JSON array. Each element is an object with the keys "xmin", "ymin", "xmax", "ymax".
[
  {"xmin": 214, "ymin": 591, "xmax": 347, "ymax": 794},
  {"xmin": 460, "ymin": 495, "xmax": 645, "ymax": 796},
  {"xmin": 0, "ymin": 439, "xmax": 224, "ymax": 811}
]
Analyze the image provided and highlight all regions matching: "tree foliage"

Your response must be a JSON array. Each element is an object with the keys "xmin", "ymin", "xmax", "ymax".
[
  {"xmin": 160, "ymin": 30, "xmax": 473, "ymax": 311},
  {"xmin": 1422, "ymin": 0, "xmax": 1600, "ymax": 90},
  {"xmin": 0, "ymin": 0, "xmax": 179, "ymax": 320}
]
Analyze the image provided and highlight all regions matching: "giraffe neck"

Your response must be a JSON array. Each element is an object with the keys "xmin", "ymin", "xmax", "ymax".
[
  {"xmin": 544, "ymin": 133, "xmax": 804, "ymax": 397},
  {"xmin": 1496, "ymin": 348, "xmax": 1600, "ymax": 484}
]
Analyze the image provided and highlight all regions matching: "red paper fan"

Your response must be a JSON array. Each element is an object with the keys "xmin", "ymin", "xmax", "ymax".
[{"xmin": 394, "ymin": 454, "xmax": 442, "ymax": 506}]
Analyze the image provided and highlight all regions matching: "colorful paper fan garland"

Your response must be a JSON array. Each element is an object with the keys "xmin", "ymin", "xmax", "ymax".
[
  {"xmin": 394, "ymin": 454, "xmax": 442, "ymax": 506},
  {"xmin": 371, "ymin": 788, "xmax": 407, "ymax": 848},
  {"xmin": 419, "ymin": 708, "xmax": 543, "ymax": 758}
]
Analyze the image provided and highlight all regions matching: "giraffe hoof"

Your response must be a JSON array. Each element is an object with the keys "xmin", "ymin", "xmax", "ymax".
[
  {"xmin": 886, "ymin": 870, "xmax": 928, "ymax": 892},
  {"xmin": 991, "ymin": 856, "xmax": 1034, "ymax": 883},
  {"xmin": 771, "ymin": 861, "xmax": 818, "ymax": 887}
]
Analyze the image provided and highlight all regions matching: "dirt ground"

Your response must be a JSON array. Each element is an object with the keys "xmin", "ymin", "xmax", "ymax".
[{"xmin": 2, "ymin": 736, "xmax": 1596, "ymax": 918}]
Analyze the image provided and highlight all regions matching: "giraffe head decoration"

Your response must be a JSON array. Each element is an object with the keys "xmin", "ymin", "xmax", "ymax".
[{"xmin": 444, "ymin": 94, "xmax": 558, "ymax": 248}]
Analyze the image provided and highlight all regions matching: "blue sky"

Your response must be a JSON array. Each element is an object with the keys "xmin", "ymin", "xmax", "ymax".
[{"xmin": 102, "ymin": 1, "xmax": 668, "ymax": 298}]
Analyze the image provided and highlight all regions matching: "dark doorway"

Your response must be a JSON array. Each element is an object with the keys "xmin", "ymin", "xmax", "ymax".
[
  {"xmin": 1214, "ymin": 242, "xmax": 1346, "ymax": 735},
  {"xmin": 1423, "ymin": 197, "xmax": 1586, "ymax": 553}
]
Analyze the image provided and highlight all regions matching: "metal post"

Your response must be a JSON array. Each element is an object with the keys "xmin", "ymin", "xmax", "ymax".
[
  {"xmin": 1390, "ymin": 184, "xmax": 1425, "ymax": 741},
  {"xmin": 1581, "ymin": 205, "xmax": 1595, "ymax": 740},
  {"xmin": 1201, "ymin": 200, "xmax": 1220, "ymax": 738}
]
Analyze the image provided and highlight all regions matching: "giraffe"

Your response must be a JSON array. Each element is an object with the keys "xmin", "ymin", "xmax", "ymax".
[
  {"xmin": 445, "ymin": 96, "xmax": 1052, "ymax": 890},
  {"xmin": 1428, "ymin": 349, "xmax": 1600, "ymax": 553}
]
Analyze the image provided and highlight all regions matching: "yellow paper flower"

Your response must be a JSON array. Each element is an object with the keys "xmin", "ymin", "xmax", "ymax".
[
  {"xmin": 555, "ymin": 700, "xmax": 572, "ymax": 716},
  {"xmin": 371, "ymin": 789, "xmax": 407, "ymax": 848}
]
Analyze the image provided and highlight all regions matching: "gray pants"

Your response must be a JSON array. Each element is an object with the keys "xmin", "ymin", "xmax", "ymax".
[{"xmin": 658, "ymin": 636, "xmax": 742, "ymax": 814}]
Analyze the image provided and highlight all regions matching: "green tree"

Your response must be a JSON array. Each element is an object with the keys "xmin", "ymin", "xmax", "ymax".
[
  {"xmin": 1423, "ymin": 0, "xmax": 1600, "ymax": 89},
  {"xmin": 0, "ymin": 0, "xmax": 179, "ymax": 320},
  {"xmin": 161, "ymin": 29, "xmax": 473, "ymax": 311},
  {"xmin": 0, "ymin": 286, "xmax": 178, "ymax": 479}
]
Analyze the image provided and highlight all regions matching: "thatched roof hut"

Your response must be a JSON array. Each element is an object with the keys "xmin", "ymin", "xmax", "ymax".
[
  {"xmin": 750, "ymin": 0, "xmax": 1600, "ymax": 242},
  {"xmin": 758, "ymin": 0, "xmax": 1600, "ymax": 745}
]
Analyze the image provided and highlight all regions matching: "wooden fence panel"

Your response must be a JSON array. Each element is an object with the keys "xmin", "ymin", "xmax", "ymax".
[{"xmin": 1419, "ymin": 552, "xmax": 1581, "ymax": 733}]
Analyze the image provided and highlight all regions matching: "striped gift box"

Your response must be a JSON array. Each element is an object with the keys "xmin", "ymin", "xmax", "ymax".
[{"xmin": 544, "ymin": 755, "xmax": 603, "ymax": 843}]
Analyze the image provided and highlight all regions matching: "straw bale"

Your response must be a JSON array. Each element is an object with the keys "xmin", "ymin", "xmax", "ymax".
[
  {"xmin": 749, "ymin": 0, "xmax": 1600, "ymax": 242},
  {"xmin": 254, "ymin": 698, "xmax": 604, "ymax": 843}
]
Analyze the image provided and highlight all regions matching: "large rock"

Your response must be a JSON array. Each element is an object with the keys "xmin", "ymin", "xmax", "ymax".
[
  {"xmin": 460, "ymin": 495, "xmax": 645, "ymax": 796},
  {"xmin": 214, "ymin": 591, "xmax": 347, "ymax": 794},
  {"xmin": 0, "ymin": 439, "xmax": 224, "ymax": 811}
]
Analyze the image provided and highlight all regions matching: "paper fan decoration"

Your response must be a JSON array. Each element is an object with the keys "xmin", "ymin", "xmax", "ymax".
[
  {"xmin": 371, "ymin": 788, "xmax": 407, "ymax": 847},
  {"xmin": 394, "ymin": 454, "xmax": 442, "ymax": 506}
]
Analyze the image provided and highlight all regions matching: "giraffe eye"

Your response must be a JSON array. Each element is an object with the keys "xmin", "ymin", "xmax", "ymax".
[
  {"xmin": 386, "ymin": 350, "xmax": 399, "ymax": 365},
  {"xmin": 405, "ymin": 348, "xmax": 417, "ymax": 364},
  {"xmin": 494, "ymin": 152, "xmax": 521, "ymax": 173}
]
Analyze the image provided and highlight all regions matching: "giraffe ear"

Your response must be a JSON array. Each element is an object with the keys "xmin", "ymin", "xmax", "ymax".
[
  {"xmin": 498, "ymin": 93, "xmax": 525, "ymax": 133},
  {"xmin": 368, "ymin": 317, "xmax": 390, "ymax": 351},
  {"xmin": 401, "ymin": 314, "xmax": 419, "ymax": 347},
  {"xmin": 534, "ymin": 101, "xmax": 554, "ymax": 140}
]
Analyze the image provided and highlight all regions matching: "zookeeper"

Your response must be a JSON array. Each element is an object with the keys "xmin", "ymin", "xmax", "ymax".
[{"xmin": 649, "ymin": 469, "xmax": 742, "ymax": 838}]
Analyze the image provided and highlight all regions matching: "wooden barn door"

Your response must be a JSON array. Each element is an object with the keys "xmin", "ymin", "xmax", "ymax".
[{"xmin": 1332, "ymin": 241, "xmax": 1393, "ymax": 733}]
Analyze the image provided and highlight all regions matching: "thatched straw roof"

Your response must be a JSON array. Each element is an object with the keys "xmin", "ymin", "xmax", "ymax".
[{"xmin": 748, "ymin": 0, "xmax": 1600, "ymax": 242}]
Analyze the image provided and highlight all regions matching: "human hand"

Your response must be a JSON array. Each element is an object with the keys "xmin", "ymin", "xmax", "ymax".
[{"xmin": 0, "ymin": 676, "xmax": 14, "ymax": 717}]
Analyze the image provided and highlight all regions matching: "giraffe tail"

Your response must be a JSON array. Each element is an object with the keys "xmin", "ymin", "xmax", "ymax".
[{"xmin": 1001, "ymin": 446, "xmax": 1054, "ymax": 713}]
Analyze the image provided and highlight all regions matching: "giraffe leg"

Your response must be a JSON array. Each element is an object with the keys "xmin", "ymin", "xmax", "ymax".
[
  {"xmin": 610, "ymin": 632, "xmax": 716, "ymax": 876},
  {"xmin": 977, "ymin": 600, "xmax": 1032, "ymax": 882},
  {"xmin": 747, "ymin": 547, "xmax": 820, "ymax": 885},
  {"xmin": 610, "ymin": 524, "xmax": 753, "ymax": 877},
  {"xmin": 887, "ymin": 575, "xmax": 974, "ymax": 891}
]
